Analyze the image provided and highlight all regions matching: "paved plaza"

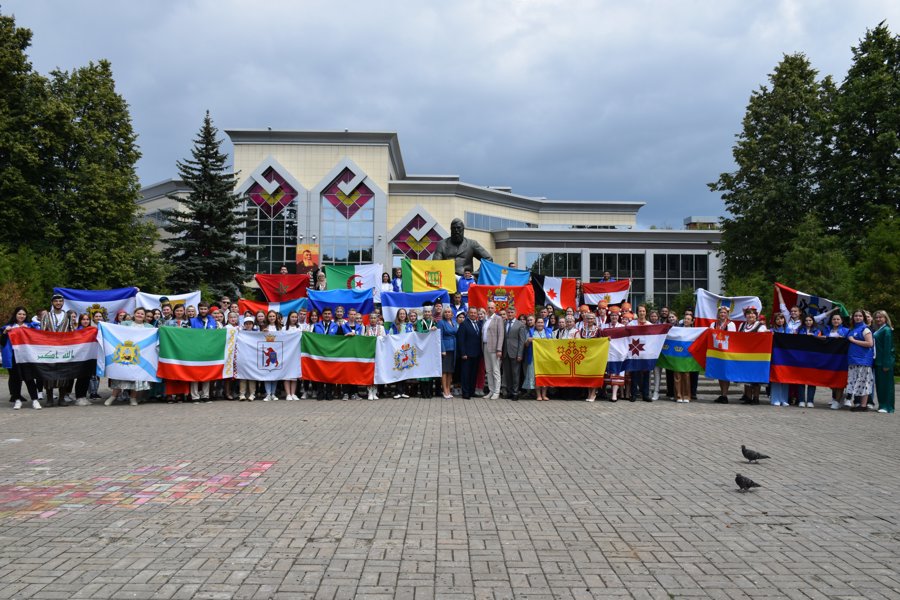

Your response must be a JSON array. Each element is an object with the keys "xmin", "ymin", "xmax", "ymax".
[{"xmin": 1, "ymin": 384, "xmax": 899, "ymax": 600}]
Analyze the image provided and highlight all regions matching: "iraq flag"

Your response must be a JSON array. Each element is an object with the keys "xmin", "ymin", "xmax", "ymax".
[{"xmin": 8, "ymin": 327, "xmax": 99, "ymax": 381}]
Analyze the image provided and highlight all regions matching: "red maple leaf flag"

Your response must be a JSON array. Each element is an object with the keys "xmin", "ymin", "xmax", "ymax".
[{"xmin": 254, "ymin": 273, "xmax": 310, "ymax": 302}]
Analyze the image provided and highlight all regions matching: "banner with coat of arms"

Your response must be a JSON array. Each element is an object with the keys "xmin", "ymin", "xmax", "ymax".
[
  {"xmin": 97, "ymin": 322, "xmax": 160, "ymax": 382},
  {"xmin": 235, "ymin": 330, "xmax": 302, "ymax": 381},
  {"xmin": 374, "ymin": 331, "xmax": 441, "ymax": 384},
  {"xmin": 467, "ymin": 284, "xmax": 535, "ymax": 317}
]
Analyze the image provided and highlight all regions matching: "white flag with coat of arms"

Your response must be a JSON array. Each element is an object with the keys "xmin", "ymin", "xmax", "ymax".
[
  {"xmin": 374, "ymin": 331, "xmax": 441, "ymax": 384},
  {"xmin": 97, "ymin": 322, "xmax": 159, "ymax": 382},
  {"xmin": 235, "ymin": 329, "xmax": 301, "ymax": 381}
]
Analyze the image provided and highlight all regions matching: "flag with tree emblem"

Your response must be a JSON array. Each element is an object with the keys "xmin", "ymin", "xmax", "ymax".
[{"xmin": 534, "ymin": 337, "xmax": 609, "ymax": 387}]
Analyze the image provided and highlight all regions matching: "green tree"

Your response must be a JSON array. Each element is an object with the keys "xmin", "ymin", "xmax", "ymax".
[
  {"xmin": 855, "ymin": 211, "xmax": 900, "ymax": 318},
  {"xmin": 778, "ymin": 214, "xmax": 855, "ymax": 306},
  {"xmin": 43, "ymin": 61, "xmax": 167, "ymax": 290},
  {"xmin": 161, "ymin": 112, "xmax": 248, "ymax": 297},
  {"xmin": 827, "ymin": 23, "xmax": 900, "ymax": 247},
  {"xmin": 710, "ymin": 53, "xmax": 834, "ymax": 287}
]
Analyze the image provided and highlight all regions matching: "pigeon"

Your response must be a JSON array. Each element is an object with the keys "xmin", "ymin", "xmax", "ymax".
[
  {"xmin": 735, "ymin": 473, "xmax": 761, "ymax": 492},
  {"xmin": 741, "ymin": 445, "xmax": 770, "ymax": 463}
]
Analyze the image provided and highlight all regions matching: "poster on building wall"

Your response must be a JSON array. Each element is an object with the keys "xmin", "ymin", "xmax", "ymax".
[{"xmin": 296, "ymin": 244, "xmax": 319, "ymax": 274}]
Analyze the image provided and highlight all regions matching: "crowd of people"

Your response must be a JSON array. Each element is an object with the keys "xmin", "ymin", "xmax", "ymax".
[{"xmin": 1, "ymin": 268, "xmax": 895, "ymax": 414}]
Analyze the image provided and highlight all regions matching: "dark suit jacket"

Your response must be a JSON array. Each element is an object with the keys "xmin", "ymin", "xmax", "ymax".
[
  {"xmin": 456, "ymin": 318, "xmax": 483, "ymax": 358},
  {"xmin": 502, "ymin": 320, "xmax": 528, "ymax": 360}
]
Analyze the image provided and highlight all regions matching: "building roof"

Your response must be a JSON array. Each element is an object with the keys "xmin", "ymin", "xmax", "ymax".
[
  {"xmin": 138, "ymin": 178, "xmax": 188, "ymax": 204},
  {"xmin": 492, "ymin": 227, "xmax": 721, "ymax": 250}
]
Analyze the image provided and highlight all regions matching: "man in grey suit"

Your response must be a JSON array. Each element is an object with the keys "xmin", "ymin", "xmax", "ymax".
[
  {"xmin": 482, "ymin": 302, "xmax": 505, "ymax": 399},
  {"xmin": 501, "ymin": 312, "xmax": 528, "ymax": 401}
]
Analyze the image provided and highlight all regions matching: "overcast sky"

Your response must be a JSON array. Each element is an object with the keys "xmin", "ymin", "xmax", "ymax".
[{"xmin": 6, "ymin": 1, "xmax": 898, "ymax": 227}]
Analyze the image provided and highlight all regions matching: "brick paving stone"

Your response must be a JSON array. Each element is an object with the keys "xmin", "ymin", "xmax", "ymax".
[{"xmin": 1, "ymin": 379, "xmax": 899, "ymax": 598}]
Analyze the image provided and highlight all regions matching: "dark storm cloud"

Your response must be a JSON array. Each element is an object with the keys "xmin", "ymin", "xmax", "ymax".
[{"xmin": 7, "ymin": 0, "xmax": 899, "ymax": 226}]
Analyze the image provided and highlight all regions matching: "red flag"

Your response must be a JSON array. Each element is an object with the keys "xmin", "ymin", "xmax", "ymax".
[
  {"xmin": 468, "ymin": 284, "xmax": 535, "ymax": 317},
  {"xmin": 254, "ymin": 273, "xmax": 310, "ymax": 301},
  {"xmin": 531, "ymin": 274, "xmax": 576, "ymax": 310}
]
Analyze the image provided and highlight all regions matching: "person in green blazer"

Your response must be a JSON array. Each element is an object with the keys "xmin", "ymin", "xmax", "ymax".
[{"xmin": 873, "ymin": 310, "xmax": 895, "ymax": 413}]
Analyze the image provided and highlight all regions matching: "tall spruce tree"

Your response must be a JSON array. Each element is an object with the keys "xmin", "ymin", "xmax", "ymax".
[
  {"xmin": 161, "ymin": 112, "xmax": 247, "ymax": 296},
  {"xmin": 709, "ymin": 53, "xmax": 834, "ymax": 289},
  {"xmin": 827, "ymin": 22, "xmax": 900, "ymax": 251}
]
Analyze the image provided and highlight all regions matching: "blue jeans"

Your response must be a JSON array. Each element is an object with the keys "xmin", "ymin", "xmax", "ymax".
[
  {"xmin": 797, "ymin": 384, "xmax": 816, "ymax": 404},
  {"xmin": 264, "ymin": 381, "xmax": 277, "ymax": 396},
  {"xmin": 771, "ymin": 382, "xmax": 789, "ymax": 406}
]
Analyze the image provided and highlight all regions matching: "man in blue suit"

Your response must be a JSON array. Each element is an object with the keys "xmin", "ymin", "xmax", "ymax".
[{"xmin": 456, "ymin": 306, "xmax": 483, "ymax": 399}]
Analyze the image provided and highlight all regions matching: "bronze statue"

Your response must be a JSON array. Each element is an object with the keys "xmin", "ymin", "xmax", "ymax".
[{"xmin": 434, "ymin": 218, "xmax": 493, "ymax": 276}]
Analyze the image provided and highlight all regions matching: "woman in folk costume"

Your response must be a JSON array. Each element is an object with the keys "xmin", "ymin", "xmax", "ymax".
[
  {"xmin": 604, "ymin": 308, "xmax": 627, "ymax": 402},
  {"xmin": 709, "ymin": 306, "xmax": 737, "ymax": 404},
  {"xmin": 846, "ymin": 309, "xmax": 875, "ymax": 412},
  {"xmin": 578, "ymin": 312, "xmax": 602, "ymax": 402},
  {"xmin": 736, "ymin": 307, "xmax": 767, "ymax": 406},
  {"xmin": 104, "ymin": 307, "xmax": 155, "ymax": 407},
  {"xmin": 39, "ymin": 293, "xmax": 74, "ymax": 406},
  {"xmin": 872, "ymin": 310, "xmax": 895, "ymax": 414}
]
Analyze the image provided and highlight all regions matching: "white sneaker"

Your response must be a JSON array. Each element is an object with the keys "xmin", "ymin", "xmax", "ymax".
[
  {"xmin": 806, "ymin": 402, "xmax": 813, "ymax": 408},
  {"xmin": 830, "ymin": 400, "xmax": 840, "ymax": 410},
  {"xmin": 585, "ymin": 397, "xmax": 595, "ymax": 402},
  {"xmin": 393, "ymin": 394, "xmax": 401, "ymax": 399},
  {"xmin": 64, "ymin": 394, "xmax": 74, "ymax": 405},
  {"xmin": 799, "ymin": 401, "xmax": 807, "ymax": 408},
  {"xmin": 372, "ymin": 393, "xmax": 379, "ymax": 400},
  {"xmin": 878, "ymin": 408, "xmax": 887, "ymax": 413},
  {"xmin": 684, "ymin": 398, "xmax": 690, "ymax": 403},
  {"xmin": 75, "ymin": 397, "xmax": 90, "ymax": 406},
  {"xmin": 239, "ymin": 394, "xmax": 246, "ymax": 401},
  {"xmin": 263, "ymin": 395, "xmax": 270, "ymax": 402},
  {"xmin": 489, "ymin": 393, "xmax": 500, "ymax": 400},
  {"xmin": 401, "ymin": 393, "xmax": 410, "ymax": 399},
  {"xmin": 32, "ymin": 399, "xmax": 42, "ymax": 410},
  {"xmin": 342, "ymin": 394, "xmax": 349, "ymax": 400},
  {"xmin": 301, "ymin": 392, "xmax": 308, "ymax": 400},
  {"xmin": 104, "ymin": 396, "xmax": 116, "ymax": 406},
  {"xmin": 651, "ymin": 394, "xmax": 659, "ymax": 401},
  {"xmin": 843, "ymin": 399, "xmax": 853, "ymax": 407},
  {"xmin": 13, "ymin": 399, "xmax": 22, "ymax": 410},
  {"xmin": 248, "ymin": 395, "xmax": 255, "ymax": 402},
  {"xmin": 129, "ymin": 397, "xmax": 138, "ymax": 406}
]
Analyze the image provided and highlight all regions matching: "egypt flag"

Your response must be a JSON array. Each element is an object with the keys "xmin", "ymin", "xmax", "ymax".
[
  {"xmin": 601, "ymin": 324, "xmax": 672, "ymax": 372},
  {"xmin": 8, "ymin": 327, "xmax": 98, "ymax": 380},
  {"xmin": 769, "ymin": 333, "xmax": 849, "ymax": 387},
  {"xmin": 703, "ymin": 330, "xmax": 772, "ymax": 383},
  {"xmin": 238, "ymin": 298, "xmax": 308, "ymax": 317},
  {"xmin": 307, "ymin": 289, "xmax": 374, "ymax": 317},
  {"xmin": 468, "ymin": 285, "xmax": 535, "ymax": 317},
  {"xmin": 773, "ymin": 283, "xmax": 848, "ymax": 319},
  {"xmin": 157, "ymin": 328, "xmax": 232, "ymax": 381},
  {"xmin": 478, "ymin": 260, "xmax": 531, "ymax": 286},
  {"xmin": 301, "ymin": 332, "xmax": 375, "ymax": 385},
  {"xmin": 54, "ymin": 287, "xmax": 137, "ymax": 320},
  {"xmin": 235, "ymin": 329, "xmax": 302, "ymax": 381},
  {"xmin": 694, "ymin": 289, "xmax": 762, "ymax": 328},
  {"xmin": 656, "ymin": 327, "xmax": 709, "ymax": 373},
  {"xmin": 583, "ymin": 281, "xmax": 630, "ymax": 306},
  {"xmin": 401, "ymin": 259, "xmax": 457, "ymax": 293},
  {"xmin": 381, "ymin": 290, "xmax": 451, "ymax": 324},
  {"xmin": 531, "ymin": 274, "xmax": 576, "ymax": 310},
  {"xmin": 326, "ymin": 264, "xmax": 384, "ymax": 302},
  {"xmin": 97, "ymin": 322, "xmax": 159, "ymax": 382},
  {"xmin": 534, "ymin": 337, "xmax": 608, "ymax": 387},
  {"xmin": 254, "ymin": 273, "xmax": 310, "ymax": 302}
]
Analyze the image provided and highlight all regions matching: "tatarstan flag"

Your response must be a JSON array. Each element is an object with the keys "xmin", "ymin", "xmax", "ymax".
[
  {"xmin": 254, "ymin": 273, "xmax": 310, "ymax": 301},
  {"xmin": 157, "ymin": 327, "xmax": 232, "ymax": 381},
  {"xmin": 401, "ymin": 259, "xmax": 457, "ymax": 293},
  {"xmin": 300, "ymin": 332, "xmax": 375, "ymax": 385},
  {"xmin": 534, "ymin": 337, "xmax": 608, "ymax": 387}
]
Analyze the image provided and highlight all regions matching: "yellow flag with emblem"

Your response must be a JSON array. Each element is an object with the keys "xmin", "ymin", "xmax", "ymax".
[
  {"xmin": 534, "ymin": 337, "xmax": 608, "ymax": 387},
  {"xmin": 401, "ymin": 259, "xmax": 457, "ymax": 293}
]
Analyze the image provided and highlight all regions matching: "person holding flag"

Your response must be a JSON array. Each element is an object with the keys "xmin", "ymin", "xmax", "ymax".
[
  {"xmin": 737, "ymin": 307, "xmax": 767, "ymax": 405},
  {"xmin": 104, "ymin": 307, "xmax": 155, "ymax": 407},
  {"xmin": 2, "ymin": 307, "xmax": 42, "ymax": 410},
  {"xmin": 365, "ymin": 312, "xmax": 386, "ymax": 400},
  {"xmin": 710, "ymin": 306, "xmax": 736, "ymax": 404},
  {"xmin": 40, "ymin": 293, "xmax": 74, "ymax": 407}
]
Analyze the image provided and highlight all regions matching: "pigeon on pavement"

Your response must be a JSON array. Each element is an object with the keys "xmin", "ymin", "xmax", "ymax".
[
  {"xmin": 741, "ymin": 445, "xmax": 770, "ymax": 463},
  {"xmin": 735, "ymin": 473, "xmax": 761, "ymax": 492}
]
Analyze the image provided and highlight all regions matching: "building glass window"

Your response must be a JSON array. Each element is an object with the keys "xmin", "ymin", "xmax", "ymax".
[
  {"xmin": 652, "ymin": 253, "xmax": 710, "ymax": 308},
  {"xmin": 524, "ymin": 252, "xmax": 581, "ymax": 278},
  {"xmin": 319, "ymin": 168, "xmax": 375, "ymax": 265},
  {"xmin": 588, "ymin": 253, "xmax": 647, "ymax": 305},
  {"xmin": 245, "ymin": 200, "xmax": 298, "ymax": 274},
  {"xmin": 465, "ymin": 211, "xmax": 536, "ymax": 231}
]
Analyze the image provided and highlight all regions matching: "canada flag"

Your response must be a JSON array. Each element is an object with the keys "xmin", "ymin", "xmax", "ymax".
[{"xmin": 531, "ymin": 274, "xmax": 576, "ymax": 310}]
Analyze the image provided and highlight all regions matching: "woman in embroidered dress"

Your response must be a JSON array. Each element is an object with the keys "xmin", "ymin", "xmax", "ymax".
[
  {"xmin": 737, "ymin": 307, "xmax": 767, "ymax": 405},
  {"xmin": 710, "ymin": 306, "xmax": 737, "ymax": 404}
]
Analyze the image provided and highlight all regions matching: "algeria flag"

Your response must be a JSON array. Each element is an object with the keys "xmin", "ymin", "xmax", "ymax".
[
  {"xmin": 157, "ymin": 327, "xmax": 234, "ymax": 381},
  {"xmin": 326, "ymin": 264, "xmax": 383, "ymax": 302}
]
